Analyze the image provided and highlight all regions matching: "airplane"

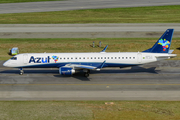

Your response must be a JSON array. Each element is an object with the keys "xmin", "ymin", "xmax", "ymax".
[{"xmin": 3, "ymin": 29, "xmax": 176, "ymax": 77}]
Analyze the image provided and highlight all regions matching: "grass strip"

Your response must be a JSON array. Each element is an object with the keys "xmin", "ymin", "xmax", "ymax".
[
  {"xmin": 0, "ymin": 0, "xmax": 62, "ymax": 4},
  {"xmin": 0, "ymin": 38, "xmax": 179, "ymax": 60},
  {"xmin": 0, "ymin": 5, "xmax": 180, "ymax": 23},
  {"xmin": 0, "ymin": 101, "xmax": 180, "ymax": 120}
]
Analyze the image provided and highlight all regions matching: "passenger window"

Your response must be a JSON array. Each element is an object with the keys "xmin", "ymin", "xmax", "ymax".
[
  {"xmin": 122, "ymin": 57, "xmax": 124, "ymax": 59},
  {"xmin": 104, "ymin": 57, "xmax": 106, "ymax": 59},
  {"xmin": 108, "ymin": 57, "xmax": 109, "ymax": 59},
  {"xmin": 133, "ymin": 57, "xmax": 135, "ymax": 59},
  {"xmin": 11, "ymin": 57, "xmax": 17, "ymax": 60},
  {"xmin": 111, "ymin": 57, "xmax": 113, "ymax": 59},
  {"xmin": 129, "ymin": 57, "xmax": 131, "ymax": 59},
  {"xmin": 101, "ymin": 57, "xmax": 103, "ymax": 59},
  {"xmin": 71, "ymin": 57, "xmax": 73, "ymax": 59},
  {"xmin": 98, "ymin": 57, "xmax": 100, "ymax": 59},
  {"xmin": 83, "ymin": 57, "xmax": 85, "ymax": 59},
  {"xmin": 119, "ymin": 57, "xmax": 120, "ymax": 59},
  {"xmin": 126, "ymin": 57, "xmax": 128, "ymax": 59},
  {"xmin": 115, "ymin": 57, "xmax": 117, "ymax": 59}
]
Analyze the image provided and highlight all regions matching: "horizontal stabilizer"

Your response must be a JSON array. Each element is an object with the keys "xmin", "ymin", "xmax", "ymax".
[
  {"xmin": 155, "ymin": 54, "xmax": 177, "ymax": 58},
  {"xmin": 168, "ymin": 50, "xmax": 174, "ymax": 54}
]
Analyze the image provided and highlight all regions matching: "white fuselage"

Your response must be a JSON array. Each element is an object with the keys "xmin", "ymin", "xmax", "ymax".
[{"xmin": 3, "ymin": 52, "xmax": 176, "ymax": 68}]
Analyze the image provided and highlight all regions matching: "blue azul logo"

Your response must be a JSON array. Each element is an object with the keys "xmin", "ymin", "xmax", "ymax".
[
  {"xmin": 52, "ymin": 55, "xmax": 59, "ymax": 63},
  {"xmin": 158, "ymin": 39, "xmax": 170, "ymax": 51}
]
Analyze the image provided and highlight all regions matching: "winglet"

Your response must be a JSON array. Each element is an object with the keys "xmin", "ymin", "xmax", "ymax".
[
  {"xmin": 100, "ymin": 45, "xmax": 108, "ymax": 52},
  {"xmin": 97, "ymin": 60, "xmax": 106, "ymax": 69}
]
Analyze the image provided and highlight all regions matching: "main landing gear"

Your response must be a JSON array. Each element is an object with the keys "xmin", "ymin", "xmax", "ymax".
[
  {"xmin": 84, "ymin": 72, "xmax": 89, "ymax": 77},
  {"xmin": 83, "ymin": 70, "xmax": 90, "ymax": 77},
  {"xmin": 19, "ymin": 68, "xmax": 24, "ymax": 75}
]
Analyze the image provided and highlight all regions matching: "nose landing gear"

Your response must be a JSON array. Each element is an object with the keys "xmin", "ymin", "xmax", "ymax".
[{"xmin": 19, "ymin": 68, "xmax": 24, "ymax": 75}]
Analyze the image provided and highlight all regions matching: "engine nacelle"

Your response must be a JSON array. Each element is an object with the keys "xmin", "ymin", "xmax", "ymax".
[{"xmin": 59, "ymin": 67, "xmax": 75, "ymax": 75}]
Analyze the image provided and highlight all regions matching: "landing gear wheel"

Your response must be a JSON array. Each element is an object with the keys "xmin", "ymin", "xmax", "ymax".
[
  {"xmin": 84, "ymin": 72, "xmax": 89, "ymax": 77},
  {"xmin": 19, "ymin": 68, "xmax": 24, "ymax": 75},
  {"xmin": 19, "ymin": 72, "xmax": 24, "ymax": 75}
]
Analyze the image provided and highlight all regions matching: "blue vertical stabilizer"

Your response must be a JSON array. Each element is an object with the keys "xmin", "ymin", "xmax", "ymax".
[{"xmin": 143, "ymin": 29, "xmax": 174, "ymax": 53}]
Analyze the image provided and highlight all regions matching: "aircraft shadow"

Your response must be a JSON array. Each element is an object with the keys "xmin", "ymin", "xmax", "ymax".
[
  {"xmin": 0, "ymin": 69, "xmax": 91, "ymax": 81},
  {"xmin": 55, "ymin": 67, "xmax": 158, "ymax": 81},
  {"xmin": 95, "ymin": 67, "xmax": 158, "ymax": 74},
  {"xmin": 54, "ymin": 74, "xmax": 91, "ymax": 81},
  {"xmin": 1, "ymin": 67, "xmax": 158, "ymax": 81},
  {"xmin": 176, "ymin": 47, "xmax": 180, "ymax": 50},
  {"xmin": 0, "ymin": 67, "xmax": 158, "ymax": 74},
  {"xmin": 0, "ymin": 70, "xmax": 59, "ymax": 74}
]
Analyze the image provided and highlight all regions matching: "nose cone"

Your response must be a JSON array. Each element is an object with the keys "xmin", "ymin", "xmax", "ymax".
[{"xmin": 3, "ymin": 61, "xmax": 8, "ymax": 67}]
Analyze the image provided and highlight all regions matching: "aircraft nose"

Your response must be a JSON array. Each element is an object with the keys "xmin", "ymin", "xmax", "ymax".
[{"xmin": 3, "ymin": 61, "xmax": 8, "ymax": 67}]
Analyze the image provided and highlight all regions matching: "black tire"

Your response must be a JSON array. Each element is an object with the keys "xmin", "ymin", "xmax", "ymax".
[
  {"xmin": 19, "ymin": 72, "xmax": 23, "ymax": 75},
  {"xmin": 84, "ymin": 72, "xmax": 89, "ymax": 77}
]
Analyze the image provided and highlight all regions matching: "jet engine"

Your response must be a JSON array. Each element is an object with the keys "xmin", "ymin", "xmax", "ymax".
[{"xmin": 59, "ymin": 67, "xmax": 75, "ymax": 75}]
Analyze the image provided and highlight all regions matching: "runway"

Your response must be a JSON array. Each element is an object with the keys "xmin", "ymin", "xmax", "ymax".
[
  {"xmin": 1, "ymin": 0, "xmax": 180, "ymax": 100},
  {"xmin": 0, "ymin": 0, "xmax": 180, "ymax": 14},
  {"xmin": 1, "ymin": 23, "xmax": 180, "ymax": 38},
  {"xmin": 0, "ymin": 60, "xmax": 180, "ymax": 100}
]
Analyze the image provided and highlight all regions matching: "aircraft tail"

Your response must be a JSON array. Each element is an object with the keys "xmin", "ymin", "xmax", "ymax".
[{"xmin": 143, "ymin": 29, "xmax": 174, "ymax": 53}]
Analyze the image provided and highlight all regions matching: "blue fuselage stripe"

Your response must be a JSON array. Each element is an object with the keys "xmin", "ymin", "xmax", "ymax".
[{"xmin": 17, "ymin": 62, "xmax": 138, "ymax": 68}]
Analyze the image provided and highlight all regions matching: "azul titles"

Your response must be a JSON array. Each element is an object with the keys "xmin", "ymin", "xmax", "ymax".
[{"xmin": 29, "ymin": 56, "xmax": 50, "ymax": 63}]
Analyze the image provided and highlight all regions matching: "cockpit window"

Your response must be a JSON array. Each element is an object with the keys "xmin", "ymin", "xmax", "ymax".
[{"xmin": 11, "ymin": 57, "xmax": 17, "ymax": 60}]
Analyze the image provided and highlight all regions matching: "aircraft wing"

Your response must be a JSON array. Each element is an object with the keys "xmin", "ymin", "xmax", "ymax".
[
  {"xmin": 63, "ymin": 60, "xmax": 106, "ymax": 70},
  {"xmin": 64, "ymin": 64, "xmax": 97, "ymax": 70}
]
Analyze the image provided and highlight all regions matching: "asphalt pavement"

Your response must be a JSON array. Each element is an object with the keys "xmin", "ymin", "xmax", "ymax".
[
  {"xmin": 0, "ymin": 60, "xmax": 180, "ymax": 100},
  {"xmin": 1, "ymin": 23, "xmax": 180, "ymax": 38},
  {"xmin": 0, "ymin": 0, "xmax": 180, "ymax": 101}
]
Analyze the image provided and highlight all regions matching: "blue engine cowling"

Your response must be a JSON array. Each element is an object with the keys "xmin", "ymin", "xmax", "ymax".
[{"xmin": 59, "ymin": 67, "xmax": 75, "ymax": 75}]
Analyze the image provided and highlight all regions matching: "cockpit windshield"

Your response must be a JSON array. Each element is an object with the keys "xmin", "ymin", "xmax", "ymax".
[{"xmin": 10, "ymin": 57, "xmax": 17, "ymax": 60}]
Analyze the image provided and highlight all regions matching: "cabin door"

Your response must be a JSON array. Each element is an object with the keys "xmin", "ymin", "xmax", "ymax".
[
  {"xmin": 23, "ymin": 54, "xmax": 28, "ymax": 64},
  {"xmin": 137, "ymin": 53, "xmax": 142, "ymax": 63}
]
